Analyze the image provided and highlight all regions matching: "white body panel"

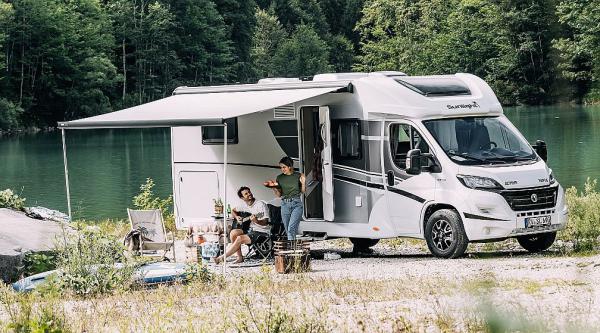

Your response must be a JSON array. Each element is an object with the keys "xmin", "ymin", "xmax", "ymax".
[{"xmin": 169, "ymin": 73, "xmax": 567, "ymax": 244}]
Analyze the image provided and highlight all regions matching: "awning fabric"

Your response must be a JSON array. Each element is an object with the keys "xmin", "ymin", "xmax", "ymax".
[{"xmin": 58, "ymin": 86, "xmax": 344, "ymax": 129}]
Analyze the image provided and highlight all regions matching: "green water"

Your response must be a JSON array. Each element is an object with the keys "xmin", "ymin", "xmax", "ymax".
[{"xmin": 1, "ymin": 105, "xmax": 599, "ymax": 220}]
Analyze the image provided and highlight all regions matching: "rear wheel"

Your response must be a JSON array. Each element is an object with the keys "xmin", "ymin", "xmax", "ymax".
[
  {"xmin": 424, "ymin": 209, "xmax": 469, "ymax": 258},
  {"xmin": 517, "ymin": 232, "xmax": 556, "ymax": 253},
  {"xmin": 349, "ymin": 238, "xmax": 379, "ymax": 252}
]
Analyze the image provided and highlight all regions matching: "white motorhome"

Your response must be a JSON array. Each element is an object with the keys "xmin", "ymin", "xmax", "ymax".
[{"xmin": 59, "ymin": 72, "xmax": 568, "ymax": 258}]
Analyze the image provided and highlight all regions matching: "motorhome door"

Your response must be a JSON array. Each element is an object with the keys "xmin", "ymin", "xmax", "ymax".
[
  {"xmin": 299, "ymin": 106, "xmax": 334, "ymax": 221},
  {"xmin": 384, "ymin": 122, "xmax": 435, "ymax": 234},
  {"xmin": 319, "ymin": 106, "xmax": 334, "ymax": 221}
]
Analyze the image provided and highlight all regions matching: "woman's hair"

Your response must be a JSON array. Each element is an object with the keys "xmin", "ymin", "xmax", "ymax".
[{"xmin": 279, "ymin": 156, "xmax": 294, "ymax": 168}]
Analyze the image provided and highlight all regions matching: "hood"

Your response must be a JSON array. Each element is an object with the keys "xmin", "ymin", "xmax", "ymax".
[{"xmin": 459, "ymin": 160, "xmax": 552, "ymax": 189}]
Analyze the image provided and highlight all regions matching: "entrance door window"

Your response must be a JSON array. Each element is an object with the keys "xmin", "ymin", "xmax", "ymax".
[{"xmin": 389, "ymin": 123, "xmax": 430, "ymax": 170}]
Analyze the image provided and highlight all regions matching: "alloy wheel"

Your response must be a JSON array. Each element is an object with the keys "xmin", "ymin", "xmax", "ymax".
[{"xmin": 432, "ymin": 219, "xmax": 454, "ymax": 251}]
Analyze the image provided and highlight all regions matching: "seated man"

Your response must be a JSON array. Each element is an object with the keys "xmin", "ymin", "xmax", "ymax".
[{"xmin": 213, "ymin": 186, "xmax": 270, "ymax": 264}]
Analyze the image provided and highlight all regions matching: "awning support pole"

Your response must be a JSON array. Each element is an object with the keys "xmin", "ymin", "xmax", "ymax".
[
  {"xmin": 61, "ymin": 129, "xmax": 72, "ymax": 221},
  {"xmin": 222, "ymin": 123, "xmax": 228, "ymax": 274}
]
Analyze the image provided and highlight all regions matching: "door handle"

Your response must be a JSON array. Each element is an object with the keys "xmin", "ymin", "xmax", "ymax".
[{"xmin": 386, "ymin": 171, "xmax": 395, "ymax": 186}]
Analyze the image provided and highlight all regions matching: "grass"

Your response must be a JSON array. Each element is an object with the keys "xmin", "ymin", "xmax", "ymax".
[{"xmin": 1, "ymin": 267, "xmax": 597, "ymax": 332}]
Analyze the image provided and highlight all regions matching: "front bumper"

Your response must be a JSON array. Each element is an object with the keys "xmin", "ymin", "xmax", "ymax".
[{"xmin": 460, "ymin": 184, "xmax": 568, "ymax": 241}]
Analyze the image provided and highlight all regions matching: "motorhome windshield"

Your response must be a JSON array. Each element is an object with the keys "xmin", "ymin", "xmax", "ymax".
[{"xmin": 423, "ymin": 116, "xmax": 537, "ymax": 165}]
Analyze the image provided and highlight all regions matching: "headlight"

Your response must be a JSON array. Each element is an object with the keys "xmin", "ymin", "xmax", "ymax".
[
  {"xmin": 457, "ymin": 175, "xmax": 503, "ymax": 190},
  {"xmin": 549, "ymin": 169, "xmax": 556, "ymax": 185}
]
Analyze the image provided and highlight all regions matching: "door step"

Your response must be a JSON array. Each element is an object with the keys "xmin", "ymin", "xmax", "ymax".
[{"xmin": 300, "ymin": 231, "xmax": 328, "ymax": 241}]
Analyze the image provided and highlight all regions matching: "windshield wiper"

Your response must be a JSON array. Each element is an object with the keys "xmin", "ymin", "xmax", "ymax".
[{"xmin": 447, "ymin": 152, "xmax": 489, "ymax": 163}]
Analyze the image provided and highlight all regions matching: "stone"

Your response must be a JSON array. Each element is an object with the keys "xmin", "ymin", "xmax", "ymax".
[{"xmin": 0, "ymin": 208, "xmax": 69, "ymax": 282}]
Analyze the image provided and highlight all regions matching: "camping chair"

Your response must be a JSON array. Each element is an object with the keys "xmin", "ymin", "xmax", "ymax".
[
  {"xmin": 126, "ymin": 208, "xmax": 175, "ymax": 261},
  {"xmin": 246, "ymin": 203, "xmax": 286, "ymax": 261}
]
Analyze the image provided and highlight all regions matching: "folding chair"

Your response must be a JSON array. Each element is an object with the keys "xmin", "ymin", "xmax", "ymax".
[
  {"xmin": 127, "ymin": 208, "xmax": 175, "ymax": 261},
  {"xmin": 246, "ymin": 203, "xmax": 286, "ymax": 260}
]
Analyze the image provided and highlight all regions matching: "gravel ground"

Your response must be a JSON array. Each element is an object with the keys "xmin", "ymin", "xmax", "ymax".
[{"xmin": 212, "ymin": 239, "xmax": 600, "ymax": 332}]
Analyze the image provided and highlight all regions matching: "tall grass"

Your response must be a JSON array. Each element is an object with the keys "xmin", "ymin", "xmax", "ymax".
[{"xmin": 561, "ymin": 178, "xmax": 600, "ymax": 252}]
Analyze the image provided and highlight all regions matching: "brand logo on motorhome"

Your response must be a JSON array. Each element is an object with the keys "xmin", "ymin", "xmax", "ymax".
[
  {"xmin": 530, "ymin": 194, "xmax": 538, "ymax": 203},
  {"xmin": 447, "ymin": 101, "xmax": 479, "ymax": 110}
]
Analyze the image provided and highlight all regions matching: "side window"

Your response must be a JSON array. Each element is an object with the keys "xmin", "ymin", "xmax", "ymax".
[
  {"xmin": 332, "ymin": 120, "xmax": 361, "ymax": 159},
  {"xmin": 202, "ymin": 118, "xmax": 238, "ymax": 145},
  {"xmin": 389, "ymin": 123, "xmax": 430, "ymax": 169}
]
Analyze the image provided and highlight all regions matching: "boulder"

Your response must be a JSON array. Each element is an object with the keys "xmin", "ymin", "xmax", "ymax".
[{"xmin": 0, "ymin": 208, "xmax": 69, "ymax": 282}]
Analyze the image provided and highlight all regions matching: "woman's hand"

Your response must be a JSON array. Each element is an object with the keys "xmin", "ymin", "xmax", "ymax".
[{"xmin": 263, "ymin": 180, "xmax": 278, "ymax": 187}]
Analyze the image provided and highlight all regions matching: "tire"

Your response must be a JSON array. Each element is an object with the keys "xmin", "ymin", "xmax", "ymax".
[
  {"xmin": 424, "ymin": 209, "xmax": 469, "ymax": 259},
  {"xmin": 517, "ymin": 232, "xmax": 556, "ymax": 253},
  {"xmin": 349, "ymin": 238, "xmax": 379, "ymax": 250}
]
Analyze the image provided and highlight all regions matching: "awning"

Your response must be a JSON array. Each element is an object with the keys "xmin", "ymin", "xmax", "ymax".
[{"xmin": 58, "ymin": 85, "xmax": 346, "ymax": 129}]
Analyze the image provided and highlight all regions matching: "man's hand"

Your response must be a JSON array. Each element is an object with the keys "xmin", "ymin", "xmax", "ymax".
[
  {"xmin": 250, "ymin": 214, "xmax": 258, "ymax": 223},
  {"xmin": 235, "ymin": 215, "xmax": 243, "ymax": 223}
]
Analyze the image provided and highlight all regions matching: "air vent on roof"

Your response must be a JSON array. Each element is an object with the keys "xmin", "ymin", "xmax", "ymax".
[
  {"xmin": 274, "ymin": 104, "xmax": 296, "ymax": 119},
  {"xmin": 395, "ymin": 77, "xmax": 471, "ymax": 97}
]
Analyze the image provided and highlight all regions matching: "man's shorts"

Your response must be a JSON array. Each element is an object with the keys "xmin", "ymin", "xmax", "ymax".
[{"xmin": 246, "ymin": 230, "xmax": 269, "ymax": 244}]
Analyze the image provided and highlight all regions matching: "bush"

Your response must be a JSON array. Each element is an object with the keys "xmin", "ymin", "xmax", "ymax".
[
  {"xmin": 51, "ymin": 226, "xmax": 136, "ymax": 296},
  {"xmin": 132, "ymin": 178, "xmax": 175, "ymax": 231},
  {"xmin": 0, "ymin": 188, "xmax": 26, "ymax": 210},
  {"xmin": 0, "ymin": 98, "xmax": 23, "ymax": 131},
  {"xmin": 0, "ymin": 284, "xmax": 68, "ymax": 333},
  {"xmin": 561, "ymin": 178, "xmax": 600, "ymax": 252},
  {"xmin": 22, "ymin": 252, "xmax": 57, "ymax": 277}
]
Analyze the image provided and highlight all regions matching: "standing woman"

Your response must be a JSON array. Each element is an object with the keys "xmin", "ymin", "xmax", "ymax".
[{"xmin": 264, "ymin": 156, "xmax": 305, "ymax": 240}]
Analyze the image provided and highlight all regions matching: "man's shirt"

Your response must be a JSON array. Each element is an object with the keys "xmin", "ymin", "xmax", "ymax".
[{"xmin": 235, "ymin": 200, "xmax": 270, "ymax": 234}]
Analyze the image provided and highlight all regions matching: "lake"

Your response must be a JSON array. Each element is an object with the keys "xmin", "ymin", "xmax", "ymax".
[{"xmin": 1, "ymin": 104, "xmax": 599, "ymax": 220}]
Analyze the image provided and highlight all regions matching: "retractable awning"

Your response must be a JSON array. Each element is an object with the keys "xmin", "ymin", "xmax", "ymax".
[{"xmin": 58, "ymin": 84, "xmax": 347, "ymax": 129}]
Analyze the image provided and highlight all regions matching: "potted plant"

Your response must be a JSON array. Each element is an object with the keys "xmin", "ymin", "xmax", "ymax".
[{"xmin": 213, "ymin": 198, "xmax": 223, "ymax": 216}]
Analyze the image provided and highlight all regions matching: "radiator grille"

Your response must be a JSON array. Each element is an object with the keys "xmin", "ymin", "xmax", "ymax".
[{"xmin": 500, "ymin": 187, "xmax": 558, "ymax": 211}]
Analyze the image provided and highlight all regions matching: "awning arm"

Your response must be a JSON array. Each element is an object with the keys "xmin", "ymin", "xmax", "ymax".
[
  {"xmin": 222, "ymin": 123, "xmax": 228, "ymax": 274},
  {"xmin": 61, "ymin": 129, "xmax": 72, "ymax": 221}
]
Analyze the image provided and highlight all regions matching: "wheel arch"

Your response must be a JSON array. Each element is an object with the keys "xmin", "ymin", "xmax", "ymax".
[{"xmin": 421, "ymin": 202, "xmax": 461, "ymax": 235}]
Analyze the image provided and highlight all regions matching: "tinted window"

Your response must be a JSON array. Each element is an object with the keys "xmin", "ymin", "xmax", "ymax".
[
  {"xmin": 333, "ymin": 120, "xmax": 361, "ymax": 159},
  {"xmin": 202, "ymin": 118, "xmax": 238, "ymax": 144},
  {"xmin": 389, "ymin": 124, "xmax": 430, "ymax": 169}
]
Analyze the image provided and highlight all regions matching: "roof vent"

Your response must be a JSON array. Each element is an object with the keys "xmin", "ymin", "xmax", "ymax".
[
  {"xmin": 274, "ymin": 104, "xmax": 296, "ymax": 119},
  {"xmin": 258, "ymin": 77, "xmax": 302, "ymax": 84}
]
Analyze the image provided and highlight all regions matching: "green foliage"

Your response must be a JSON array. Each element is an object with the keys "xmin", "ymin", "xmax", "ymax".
[
  {"xmin": 356, "ymin": 0, "xmax": 558, "ymax": 105},
  {"xmin": 132, "ymin": 178, "xmax": 175, "ymax": 231},
  {"xmin": 0, "ymin": 98, "xmax": 23, "ymax": 130},
  {"xmin": 272, "ymin": 24, "xmax": 332, "ymax": 77},
  {"xmin": 22, "ymin": 252, "xmax": 57, "ymax": 277},
  {"xmin": 0, "ymin": 188, "xmax": 26, "ymax": 210},
  {"xmin": 553, "ymin": 0, "xmax": 600, "ymax": 103},
  {"xmin": 52, "ymin": 226, "xmax": 136, "ymax": 296},
  {"xmin": 250, "ymin": 9, "xmax": 287, "ymax": 79},
  {"xmin": 561, "ymin": 178, "xmax": 600, "ymax": 252},
  {"xmin": 0, "ymin": 285, "xmax": 69, "ymax": 333},
  {"xmin": 183, "ymin": 263, "xmax": 214, "ymax": 283}
]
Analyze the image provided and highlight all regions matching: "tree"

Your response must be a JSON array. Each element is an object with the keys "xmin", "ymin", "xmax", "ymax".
[
  {"xmin": 170, "ymin": 0, "xmax": 234, "ymax": 86},
  {"xmin": 250, "ymin": 9, "xmax": 287, "ymax": 79},
  {"xmin": 272, "ymin": 24, "xmax": 331, "ymax": 77},
  {"xmin": 268, "ymin": 0, "xmax": 330, "ymax": 37},
  {"xmin": 553, "ymin": 0, "xmax": 600, "ymax": 103},
  {"xmin": 4, "ymin": 0, "xmax": 118, "ymax": 124},
  {"xmin": 214, "ymin": 0, "xmax": 257, "ymax": 82}
]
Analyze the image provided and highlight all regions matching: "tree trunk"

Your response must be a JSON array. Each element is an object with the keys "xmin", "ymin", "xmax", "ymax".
[{"xmin": 122, "ymin": 38, "xmax": 126, "ymax": 100}]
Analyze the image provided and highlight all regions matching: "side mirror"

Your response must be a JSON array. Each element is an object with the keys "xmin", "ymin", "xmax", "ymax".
[
  {"xmin": 406, "ymin": 149, "xmax": 422, "ymax": 175},
  {"xmin": 534, "ymin": 140, "xmax": 547, "ymax": 162}
]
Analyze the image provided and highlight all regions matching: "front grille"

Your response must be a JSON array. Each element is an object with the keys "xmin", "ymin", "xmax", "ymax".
[{"xmin": 500, "ymin": 187, "xmax": 558, "ymax": 211}]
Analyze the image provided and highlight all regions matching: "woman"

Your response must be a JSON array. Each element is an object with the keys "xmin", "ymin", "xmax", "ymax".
[{"xmin": 264, "ymin": 156, "xmax": 305, "ymax": 240}]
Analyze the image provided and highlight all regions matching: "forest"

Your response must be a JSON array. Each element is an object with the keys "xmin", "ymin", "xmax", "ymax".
[{"xmin": 0, "ymin": 0, "xmax": 599, "ymax": 131}]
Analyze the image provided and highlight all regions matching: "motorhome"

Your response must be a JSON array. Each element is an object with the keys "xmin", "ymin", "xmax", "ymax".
[{"xmin": 59, "ymin": 72, "xmax": 568, "ymax": 258}]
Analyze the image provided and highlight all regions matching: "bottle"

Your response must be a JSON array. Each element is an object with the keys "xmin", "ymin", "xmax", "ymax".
[{"xmin": 227, "ymin": 204, "xmax": 231, "ymax": 218}]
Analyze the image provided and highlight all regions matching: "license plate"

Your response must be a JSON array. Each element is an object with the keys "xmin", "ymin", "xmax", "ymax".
[{"xmin": 525, "ymin": 215, "xmax": 551, "ymax": 228}]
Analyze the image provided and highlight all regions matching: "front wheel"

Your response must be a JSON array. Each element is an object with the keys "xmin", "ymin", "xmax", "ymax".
[
  {"xmin": 424, "ymin": 209, "xmax": 469, "ymax": 258},
  {"xmin": 517, "ymin": 232, "xmax": 556, "ymax": 253}
]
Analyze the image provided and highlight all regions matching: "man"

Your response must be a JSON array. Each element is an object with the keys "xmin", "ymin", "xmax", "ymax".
[{"xmin": 213, "ymin": 186, "xmax": 270, "ymax": 264}]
